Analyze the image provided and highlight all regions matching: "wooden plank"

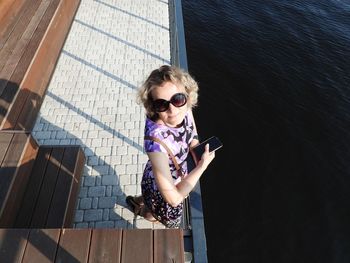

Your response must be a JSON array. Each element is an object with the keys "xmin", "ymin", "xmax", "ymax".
[
  {"xmin": 0, "ymin": 132, "xmax": 28, "ymax": 225},
  {"xmin": 22, "ymin": 229, "xmax": 60, "ymax": 263},
  {"xmin": 0, "ymin": 1, "xmax": 17, "ymax": 29},
  {"xmin": 64, "ymin": 147, "xmax": 85, "ymax": 226},
  {"xmin": 10, "ymin": 0, "xmax": 81, "ymax": 131},
  {"xmin": 0, "ymin": 132, "xmax": 14, "ymax": 163},
  {"xmin": 88, "ymin": 229, "xmax": 122, "ymax": 263},
  {"xmin": 14, "ymin": 147, "xmax": 51, "ymax": 227},
  {"xmin": 0, "ymin": 134, "xmax": 38, "ymax": 227},
  {"xmin": 0, "ymin": 0, "xmax": 51, "ymax": 81},
  {"xmin": 56, "ymin": 229, "xmax": 91, "ymax": 263},
  {"xmin": 8, "ymin": 0, "xmax": 59, "ymax": 86},
  {"xmin": 154, "ymin": 229, "xmax": 185, "ymax": 263},
  {"xmin": 46, "ymin": 147, "xmax": 79, "ymax": 227},
  {"xmin": 0, "ymin": 0, "xmax": 43, "ymax": 74},
  {"xmin": 0, "ymin": 229, "xmax": 30, "ymax": 263},
  {"xmin": 30, "ymin": 147, "xmax": 63, "ymax": 228},
  {"xmin": 0, "ymin": 0, "xmax": 52, "ymax": 54},
  {"xmin": 121, "ymin": 229, "xmax": 153, "ymax": 263},
  {"xmin": 0, "ymin": 0, "xmax": 30, "ymax": 49}
]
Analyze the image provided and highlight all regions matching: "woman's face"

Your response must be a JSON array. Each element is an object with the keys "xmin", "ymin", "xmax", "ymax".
[{"xmin": 151, "ymin": 81, "xmax": 188, "ymax": 127}]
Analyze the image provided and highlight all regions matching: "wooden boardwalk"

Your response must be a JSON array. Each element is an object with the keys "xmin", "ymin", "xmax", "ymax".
[{"xmin": 0, "ymin": 228, "xmax": 185, "ymax": 263}]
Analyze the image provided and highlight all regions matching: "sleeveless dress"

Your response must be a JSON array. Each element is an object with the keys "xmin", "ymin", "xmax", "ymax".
[{"xmin": 141, "ymin": 111, "xmax": 197, "ymax": 228}]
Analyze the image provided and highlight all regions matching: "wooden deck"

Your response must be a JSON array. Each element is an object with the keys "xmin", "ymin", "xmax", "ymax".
[{"xmin": 0, "ymin": 228, "xmax": 185, "ymax": 263}]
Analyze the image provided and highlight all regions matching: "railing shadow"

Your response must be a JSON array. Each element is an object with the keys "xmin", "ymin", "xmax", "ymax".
[
  {"xmin": 93, "ymin": 0, "xmax": 169, "ymax": 30},
  {"xmin": 60, "ymin": 50, "xmax": 138, "ymax": 90}
]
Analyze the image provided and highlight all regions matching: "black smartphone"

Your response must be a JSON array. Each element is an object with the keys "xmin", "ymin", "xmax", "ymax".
[{"xmin": 191, "ymin": 136, "xmax": 223, "ymax": 162}]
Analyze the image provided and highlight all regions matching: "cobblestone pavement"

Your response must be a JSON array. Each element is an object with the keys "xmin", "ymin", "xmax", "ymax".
[{"xmin": 32, "ymin": 0, "xmax": 171, "ymax": 229}]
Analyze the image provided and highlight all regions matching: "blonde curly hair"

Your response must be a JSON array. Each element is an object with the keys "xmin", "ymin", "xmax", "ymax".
[{"xmin": 137, "ymin": 65, "xmax": 199, "ymax": 119}]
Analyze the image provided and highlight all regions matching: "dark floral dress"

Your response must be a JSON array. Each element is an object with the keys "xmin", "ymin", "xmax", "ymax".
[{"xmin": 141, "ymin": 111, "xmax": 197, "ymax": 228}]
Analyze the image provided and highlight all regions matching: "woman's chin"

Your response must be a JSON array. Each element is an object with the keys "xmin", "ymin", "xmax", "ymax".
[{"xmin": 171, "ymin": 117, "xmax": 186, "ymax": 127}]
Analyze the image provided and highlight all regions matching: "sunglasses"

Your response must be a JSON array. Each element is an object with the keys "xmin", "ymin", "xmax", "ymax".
[{"xmin": 152, "ymin": 93, "xmax": 187, "ymax": 112}]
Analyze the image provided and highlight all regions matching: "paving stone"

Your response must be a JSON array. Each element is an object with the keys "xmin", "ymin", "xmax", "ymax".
[
  {"xmin": 78, "ymin": 187, "xmax": 88, "ymax": 198},
  {"xmin": 106, "ymin": 185, "xmax": 112, "ymax": 197},
  {"xmin": 75, "ymin": 210, "xmax": 84, "ymax": 222},
  {"xmin": 92, "ymin": 197, "xmax": 99, "ymax": 209},
  {"xmin": 84, "ymin": 176, "xmax": 96, "ymax": 186},
  {"xmin": 103, "ymin": 209, "xmax": 110, "ymax": 221},
  {"xmin": 124, "ymin": 185, "xmax": 138, "ymax": 196},
  {"xmin": 119, "ymin": 174, "xmax": 130, "ymax": 185},
  {"xmin": 88, "ymin": 186, "xmax": 106, "ymax": 197},
  {"xmin": 98, "ymin": 196, "xmax": 117, "ymax": 209},
  {"xmin": 126, "ymin": 164, "xmax": 138, "ymax": 174},
  {"xmin": 101, "ymin": 175, "xmax": 118, "ymax": 186},
  {"xmin": 84, "ymin": 209, "xmax": 103, "ymax": 221},
  {"xmin": 80, "ymin": 198, "xmax": 92, "ymax": 209}
]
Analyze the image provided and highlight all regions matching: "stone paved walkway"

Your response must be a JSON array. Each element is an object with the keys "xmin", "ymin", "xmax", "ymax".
[{"xmin": 32, "ymin": 0, "xmax": 171, "ymax": 229}]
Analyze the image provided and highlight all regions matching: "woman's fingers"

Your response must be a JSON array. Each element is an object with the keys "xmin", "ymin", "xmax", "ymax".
[{"xmin": 198, "ymin": 143, "xmax": 215, "ymax": 169}]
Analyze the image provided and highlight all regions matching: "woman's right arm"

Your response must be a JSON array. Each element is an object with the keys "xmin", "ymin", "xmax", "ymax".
[{"xmin": 148, "ymin": 144, "xmax": 215, "ymax": 207}]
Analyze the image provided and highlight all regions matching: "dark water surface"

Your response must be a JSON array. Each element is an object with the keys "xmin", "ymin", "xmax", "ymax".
[{"xmin": 182, "ymin": 1, "xmax": 350, "ymax": 262}]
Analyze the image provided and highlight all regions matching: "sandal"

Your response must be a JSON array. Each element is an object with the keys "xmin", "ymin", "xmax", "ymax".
[{"xmin": 126, "ymin": 196, "xmax": 142, "ymax": 216}]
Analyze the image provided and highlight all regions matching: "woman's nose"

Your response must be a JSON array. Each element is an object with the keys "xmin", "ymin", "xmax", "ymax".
[{"xmin": 167, "ymin": 103, "xmax": 177, "ymax": 113}]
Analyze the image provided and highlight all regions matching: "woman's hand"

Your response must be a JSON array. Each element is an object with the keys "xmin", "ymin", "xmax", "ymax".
[{"xmin": 197, "ymin": 143, "xmax": 215, "ymax": 170}]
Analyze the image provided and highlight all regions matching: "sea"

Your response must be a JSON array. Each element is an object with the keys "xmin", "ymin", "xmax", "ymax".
[{"xmin": 182, "ymin": 1, "xmax": 350, "ymax": 262}]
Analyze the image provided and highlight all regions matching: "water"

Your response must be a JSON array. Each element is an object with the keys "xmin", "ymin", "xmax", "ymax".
[{"xmin": 182, "ymin": 1, "xmax": 350, "ymax": 262}]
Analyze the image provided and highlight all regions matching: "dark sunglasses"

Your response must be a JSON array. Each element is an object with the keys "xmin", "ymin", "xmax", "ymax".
[{"xmin": 152, "ymin": 93, "xmax": 187, "ymax": 112}]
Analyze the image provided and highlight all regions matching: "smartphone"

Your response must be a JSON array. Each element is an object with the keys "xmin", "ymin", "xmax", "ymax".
[{"xmin": 191, "ymin": 136, "xmax": 223, "ymax": 162}]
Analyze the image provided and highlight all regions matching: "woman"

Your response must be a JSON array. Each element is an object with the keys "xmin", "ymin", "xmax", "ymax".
[{"xmin": 126, "ymin": 65, "xmax": 215, "ymax": 228}]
